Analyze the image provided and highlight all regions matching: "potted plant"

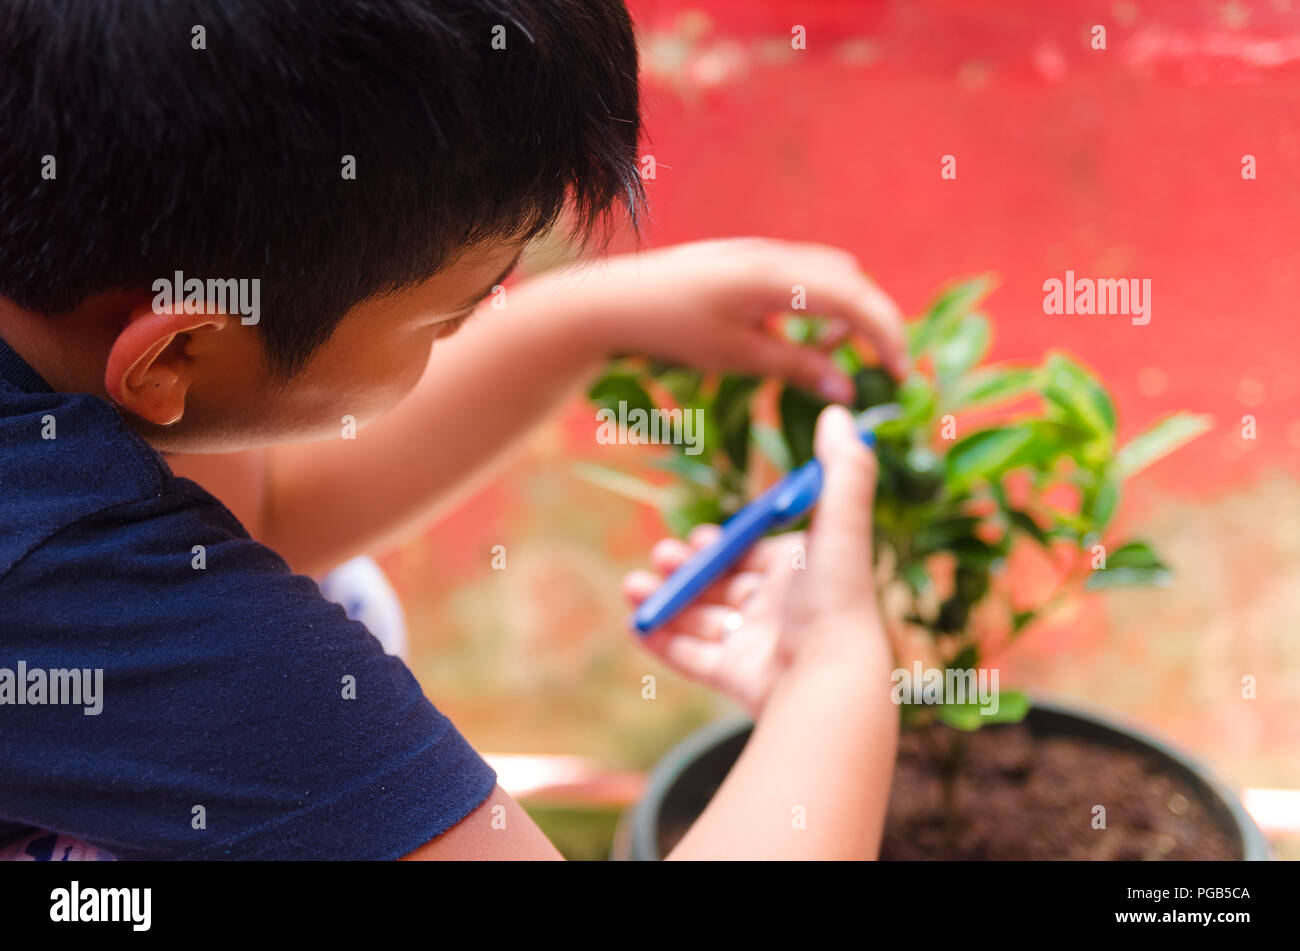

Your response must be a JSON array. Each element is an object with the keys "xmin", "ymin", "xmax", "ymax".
[{"xmin": 586, "ymin": 277, "xmax": 1270, "ymax": 860}]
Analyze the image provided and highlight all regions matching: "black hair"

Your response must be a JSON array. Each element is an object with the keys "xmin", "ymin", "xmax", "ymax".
[{"xmin": 0, "ymin": 0, "xmax": 643, "ymax": 376}]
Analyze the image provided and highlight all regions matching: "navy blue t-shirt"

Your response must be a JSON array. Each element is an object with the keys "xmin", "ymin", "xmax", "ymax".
[{"xmin": 0, "ymin": 338, "xmax": 496, "ymax": 859}]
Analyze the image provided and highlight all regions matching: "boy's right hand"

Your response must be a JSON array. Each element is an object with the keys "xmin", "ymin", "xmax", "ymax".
[{"xmin": 622, "ymin": 405, "xmax": 891, "ymax": 717}]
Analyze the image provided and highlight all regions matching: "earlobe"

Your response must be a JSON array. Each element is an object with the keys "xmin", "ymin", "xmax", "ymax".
[{"xmin": 105, "ymin": 304, "xmax": 227, "ymax": 426}]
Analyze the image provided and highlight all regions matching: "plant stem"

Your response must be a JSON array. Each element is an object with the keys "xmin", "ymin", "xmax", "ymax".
[
  {"xmin": 918, "ymin": 719, "xmax": 966, "ymax": 847},
  {"xmin": 940, "ymin": 729, "xmax": 966, "ymax": 845}
]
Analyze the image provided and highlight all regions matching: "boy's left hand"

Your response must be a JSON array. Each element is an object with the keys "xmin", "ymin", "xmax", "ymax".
[{"xmin": 557, "ymin": 237, "xmax": 908, "ymax": 398}]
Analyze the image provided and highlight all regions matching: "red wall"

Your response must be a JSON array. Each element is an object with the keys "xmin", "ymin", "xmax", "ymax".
[{"xmin": 627, "ymin": 0, "xmax": 1300, "ymax": 491}]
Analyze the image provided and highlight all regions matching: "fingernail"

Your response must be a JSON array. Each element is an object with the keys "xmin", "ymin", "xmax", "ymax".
[
  {"xmin": 817, "ymin": 403, "xmax": 857, "ymax": 439},
  {"xmin": 822, "ymin": 318, "xmax": 847, "ymax": 341},
  {"xmin": 818, "ymin": 374, "xmax": 854, "ymax": 403}
]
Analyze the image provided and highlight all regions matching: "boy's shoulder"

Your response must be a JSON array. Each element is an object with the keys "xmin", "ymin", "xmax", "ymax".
[
  {"xmin": 0, "ymin": 349, "xmax": 178, "ymax": 580},
  {"xmin": 0, "ymin": 339, "xmax": 497, "ymax": 860}
]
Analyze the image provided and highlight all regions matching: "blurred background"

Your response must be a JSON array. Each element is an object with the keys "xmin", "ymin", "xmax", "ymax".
[{"xmin": 373, "ymin": 0, "xmax": 1300, "ymax": 857}]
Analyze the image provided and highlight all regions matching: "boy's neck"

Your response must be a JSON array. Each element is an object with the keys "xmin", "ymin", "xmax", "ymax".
[{"xmin": 0, "ymin": 294, "xmax": 121, "ymax": 397}]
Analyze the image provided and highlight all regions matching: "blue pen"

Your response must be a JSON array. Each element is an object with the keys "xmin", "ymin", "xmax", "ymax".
[{"xmin": 634, "ymin": 402, "xmax": 903, "ymax": 635}]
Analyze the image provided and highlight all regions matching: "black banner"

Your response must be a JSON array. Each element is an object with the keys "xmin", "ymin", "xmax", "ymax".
[{"xmin": 0, "ymin": 858, "xmax": 1283, "ymax": 938}]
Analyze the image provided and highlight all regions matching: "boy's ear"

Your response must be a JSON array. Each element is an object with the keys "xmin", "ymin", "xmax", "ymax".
[{"xmin": 104, "ymin": 301, "xmax": 228, "ymax": 426}]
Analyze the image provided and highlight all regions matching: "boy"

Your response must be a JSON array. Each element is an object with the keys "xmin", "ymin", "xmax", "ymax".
[{"xmin": 0, "ymin": 0, "xmax": 903, "ymax": 859}]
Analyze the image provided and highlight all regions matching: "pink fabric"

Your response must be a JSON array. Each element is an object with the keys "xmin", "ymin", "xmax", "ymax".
[{"xmin": 0, "ymin": 829, "xmax": 115, "ymax": 862}]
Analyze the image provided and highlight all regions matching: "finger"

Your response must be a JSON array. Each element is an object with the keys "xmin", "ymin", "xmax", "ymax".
[
  {"xmin": 749, "ymin": 530, "xmax": 807, "ymax": 570},
  {"xmin": 622, "ymin": 569, "xmax": 662, "ymax": 606},
  {"xmin": 686, "ymin": 523, "xmax": 721, "ymax": 549},
  {"xmin": 650, "ymin": 524, "xmax": 725, "ymax": 574},
  {"xmin": 686, "ymin": 524, "xmax": 765, "ymax": 604},
  {"xmin": 788, "ymin": 251, "xmax": 908, "ymax": 378},
  {"xmin": 649, "ymin": 537, "xmax": 693, "ymax": 575},
  {"xmin": 648, "ymin": 603, "xmax": 744, "ymax": 642},
  {"xmin": 740, "ymin": 334, "xmax": 855, "ymax": 403},
  {"xmin": 812, "ymin": 404, "xmax": 877, "ymax": 549},
  {"xmin": 704, "ymin": 531, "xmax": 807, "ymax": 584},
  {"xmin": 719, "ymin": 531, "xmax": 801, "ymax": 574},
  {"xmin": 807, "ymin": 404, "xmax": 878, "ymax": 609},
  {"xmin": 840, "ymin": 272, "xmax": 909, "ymax": 377},
  {"xmin": 719, "ymin": 570, "xmax": 763, "ymax": 607},
  {"xmin": 638, "ymin": 633, "xmax": 726, "ymax": 687},
  {"xmin": 650, "ymin": 524, "xmax": 733, "ymax": 576},
  {"xmin": 628, "ymin": 566, "xmax": 763, "ymax": 613},
  {"xmin": 816, "ymin": 318, "xmax": 850, "ymax": 350},
  {"xmin": 655, "ymin": 524, "xmax": 781, "ymax": 578}
]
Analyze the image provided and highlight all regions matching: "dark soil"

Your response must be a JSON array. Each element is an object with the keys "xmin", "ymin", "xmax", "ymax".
[
  {"xmin": 880, "ymin": 723, "xmax": 1238, "ymax": 859},
  {"xmin": 656, "ymin": 722, "xmax": 1240, "ymax": 859}
]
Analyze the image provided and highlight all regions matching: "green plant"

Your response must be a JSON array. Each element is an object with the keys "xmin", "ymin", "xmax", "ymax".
[{"xmin": 583, "ymin": 276, "xmax": 1211, "ymax": 825}]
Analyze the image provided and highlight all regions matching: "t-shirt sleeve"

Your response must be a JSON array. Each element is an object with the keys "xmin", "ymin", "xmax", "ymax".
[{"xmin": 0, "ymin": 488, "xmax": 496, "ymax": 860}]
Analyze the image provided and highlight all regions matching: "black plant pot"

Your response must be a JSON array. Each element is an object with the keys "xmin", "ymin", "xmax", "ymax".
[{"xmin": 613, "ymin": 696, "xmax": 1270, "ymax": 860}]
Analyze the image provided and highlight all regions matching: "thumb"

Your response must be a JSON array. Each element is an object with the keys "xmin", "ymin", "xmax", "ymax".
[
  {"xmin": 744, "ymin": 337, "xmax": 855, "ymax": 403},
  {"xmin": 807, "ymin": 405, "xmax": 878, "ymax": 605}
]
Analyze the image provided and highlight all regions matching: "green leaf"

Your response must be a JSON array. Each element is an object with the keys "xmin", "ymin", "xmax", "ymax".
[
  {"xmin": 983, "ymin": 690, "xmax": 1030, "ymax": 724},
  {"xmin": 988, "ymin": 480, "xmax": 1010, "ymax": 508},
  {"xmin": 1115, "ymin": 412, "xmax": 1214, "ymax": 479},
  {"xmin": 714, "ymin": 375, "xmax": 761, "ymax": 473},
  {"xmin": 934, "ymin": 312, "xmax": 991, "ymax": 388},
  {"xmin": 832, "ymin": 342, "xmax": 865, "ymax": 376},
  {"xmin": 778, "ymin": 385, "xmax": 828, "ymax": 467},
  {"xmin": 944, "ymin": 425, "xmax": 1035, "ymax": 484},
  {"xmin": 914, "ymin": 516, "xmax": 983, "ymax": 553},
  {"xmin": 1005, "ymin": 507, "xmax": 1051, "ymax": 546},
  {"xmin": 662, "ymin": 490, "xmax": 726, "ymax": 538},
  {"xmin": 1041, "ymin": 352, "xmax": 1116, "ymax": 448},
  {"xmin": 895, "ymin": 446, "xmax": 945, "ymax": 502},
  {"xmin": 683, "ymin": 394, "xmax": 720, "ymax": 461},
  {"xmin": 954, "ymin": 566, "xmax": 991, "ymax": 603},
  {"xmin": 852, "ymin": 366, "xmax": 898, "ymax": 411},
  {"xmin": 948, "ymin": 644, "xmax": 980, "ymax": 671},
  {"xmin": 945, "ymin": 420, "xmax": 1080, "ymax": 489},
  {"xmin": 946, "ymin": 365, "xmax": 1042, "ymax": 410},
  {"xmin": 1085, "ymin": 540, "xmax": 1172, "ymax": 589},
  {"xmin": 935, "ymin": 595, "xmax": 972, "ymax": 632},
  {"xmin": 1012, "ymin": 610, "xmax": 1036, "ymax": 632},
  {"xmin": 588, "ymin": 372, "xmax": 655, "ymax": 417},
  {"xmin": 876, "ymin": 372, "xmax": 935, "ymax": 440},
  {"xmin": 1085, "ymin": 472, "xmax": 1121, "ymax": 530},
  {"xmin": 901, "ymin": 561, "xmax": 932, "ymax": 596},
  {"xmin": 650, "ymin": 454, "xmax": 721, "ymax": 490},
  {"xmin": 899, "ymin": 702, "xmax": 932, "ymax": 729},
  {"xmin": 1042, "ymin": 505, "xmax": 1093, "ymax": 536},
  {"xmin": 1106, "ymin": 541, "xmax": 1163, "ymax": 566},
  {"xmin": 909, "ymin": 275, "xmax": 995, "ymax": 359},
  {"xmin": 949, "ymin": 536, "xmax": 1002, "ymax": 571},
  {"xmin": 571, "ymin": 463, "xmax": 670, "ymax": 508},
  {"xmin": 938, "ymin": 690, "xmax": 1030, "ymax": 730},
  {"xmin": 655, "ymin": 367, "xmax": 703, "ymax": 406},
  {"xmin": 751, "ymin": 422, "xmax": 793, "ymax": 472},
  {"xmin": 784, "ymin": 315, "xmax": 819, "ymax": 344}
]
